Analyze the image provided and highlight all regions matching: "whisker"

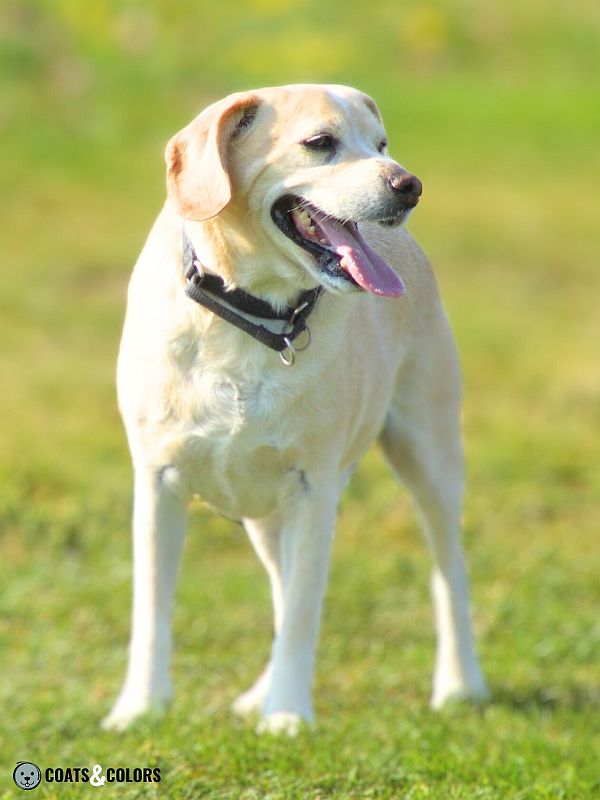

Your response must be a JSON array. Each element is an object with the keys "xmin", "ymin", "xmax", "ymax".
[
  {"xmin": 286, "ymin": 199, "xmax": 313, "ymax": 214},
  {"xmin": 285, "ymin": 200, "xmax": 356, "ymax": 230}
]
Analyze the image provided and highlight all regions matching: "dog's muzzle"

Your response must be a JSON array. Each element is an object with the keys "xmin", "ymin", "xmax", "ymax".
[
  {"xmin": 378, "ymin": 168, "xmax": 423, "ymax": 226},
  {"xmin": 271, "ymin": 193, "xmax": 410, "ymax": 297}
]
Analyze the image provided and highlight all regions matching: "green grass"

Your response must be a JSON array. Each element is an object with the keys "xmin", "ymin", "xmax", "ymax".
[{"xmin": 1, "ymin": 1, "xmax": 599, "ymax": 797}]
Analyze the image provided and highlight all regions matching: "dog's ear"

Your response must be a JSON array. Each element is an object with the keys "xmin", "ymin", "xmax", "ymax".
[
  {"xmin": 361, "ymin": 92, "xmax": 382, "ymax": 122},
  {"xmin": 165, "ymin": 92, "xmax": 261, "ymax": 221}
]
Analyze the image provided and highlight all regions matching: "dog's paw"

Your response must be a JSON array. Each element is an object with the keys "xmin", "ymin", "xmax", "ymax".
[
  {"xmin": 102, "ymin": 706, "xmax": 142, "ymax": 732},
  {"xmin": 430, "ymin": 676, "xmax": 490, "ymax": 710},
  {"xmin": 231, "ymin": 668, "xmax": 271, "ymax": 718},
  {"xmin": 101, "ymin": 694, "xmax": 171, "ymax": 732},
  {"xmin": 101, "ymin": 700, "xmax": 159, "ymax": 732},
  {"xmin": 256, "ymin": 711, "xmax": 306, "ymax": 737},
  {"xmin": 231, "ymin": 688, "xmax": 263, "ymax": 718}
]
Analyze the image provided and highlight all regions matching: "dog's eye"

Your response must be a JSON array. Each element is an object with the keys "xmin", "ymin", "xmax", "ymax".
[
  {"xmin": 378, "ymin": 139, "xmax": 388, "ymax": 154},
  {"xmin": 301, "ymin": 133, "xmax": 338, "ymax": 151}
]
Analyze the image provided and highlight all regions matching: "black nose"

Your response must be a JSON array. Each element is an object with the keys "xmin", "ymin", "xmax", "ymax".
[{"xmin": 388, "ymin": 170, "xmax": 422, "ymax": 208}]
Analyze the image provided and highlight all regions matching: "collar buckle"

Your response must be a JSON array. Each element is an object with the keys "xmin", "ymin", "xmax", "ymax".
[
  {"xmin": 182, "ymin": 227, "xmax": 322, "ymax": 366},
  {"xmin": 185, "ymin": 258, "xmax": 204, "ymax": 283}
]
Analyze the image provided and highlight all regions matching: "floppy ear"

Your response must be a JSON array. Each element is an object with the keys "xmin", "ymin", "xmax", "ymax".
[
  {"xmin": 165, "ymin": 92, "xmax": 260, "ymax": 221},
  {"xmin": 361, "ymin": 92, "xmax": 382, "ymax": 122}
]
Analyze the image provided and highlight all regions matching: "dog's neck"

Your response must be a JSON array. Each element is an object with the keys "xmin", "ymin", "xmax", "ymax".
[
  {"xmin": 179, "ymin": 208, "xmax": 318, "ymax": 312},
  {"xmin": 181, "ymin": 225, "xmax": 322, "ymax": 365}
]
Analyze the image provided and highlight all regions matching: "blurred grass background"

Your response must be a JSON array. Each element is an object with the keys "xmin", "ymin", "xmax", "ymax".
[{"xmin": 1, "ymin": 1, "xmax": 599, "ymax": 798}]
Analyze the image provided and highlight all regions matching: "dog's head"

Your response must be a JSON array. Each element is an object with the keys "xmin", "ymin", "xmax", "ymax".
[{"xmin": 166, "ymin": 84, "xmax": 421, "ymax": 297}]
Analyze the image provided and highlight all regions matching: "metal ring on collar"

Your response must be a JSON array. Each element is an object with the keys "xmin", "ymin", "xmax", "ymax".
[
  {"xmin": 192, "ymin": 259, "xmax": 204, "ymax": 279},
  {"xmin": 289, "ymin": 300, "xmax": 310, "ymax": 326},
  {"xmin": 291, "ymin": 324, "xmax": 311, "ymax": 352},
  {"xmin": 279, "ymin": 336, "xmax": 296, "ymax": 366}
]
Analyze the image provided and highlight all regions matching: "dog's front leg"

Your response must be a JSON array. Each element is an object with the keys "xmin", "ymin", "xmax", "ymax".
[
  {"xmin": 102, "ymin": 465, "xmax": 188, "ymax": 731},
  {"xmin": 257, "ymin": 489, "xmax": 337, "ymax": 735}
]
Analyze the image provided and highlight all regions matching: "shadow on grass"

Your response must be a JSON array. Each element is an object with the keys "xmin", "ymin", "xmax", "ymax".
[{"xmin": 491, "ymin": 683, "xmax": 600, "ymax": 714}]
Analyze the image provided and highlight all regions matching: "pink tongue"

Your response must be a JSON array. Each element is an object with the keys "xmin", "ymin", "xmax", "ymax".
[{"xmin": 316, "ymin": 217, "xmax": 405, "ymax": 297}]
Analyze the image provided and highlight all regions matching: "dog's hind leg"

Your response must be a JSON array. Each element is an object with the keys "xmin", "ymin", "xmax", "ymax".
[
  {"xmin": 255, "ymin": 490, "xmax": 337, "ymax": 735},
  {"xmin": 379, "ymin": 317, "xmax": 488, "ymax": 709},
  {"xmin": 102, "ymin": 465, "xmax": 188, "ymax": 731},
  {"xmin": 232, "ymin": 514, "xmax": 284, "ymax": 718}
]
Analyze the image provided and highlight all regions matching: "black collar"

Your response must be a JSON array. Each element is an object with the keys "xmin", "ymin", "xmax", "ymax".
[{"xmin": 182, "ymin": 229, "xmax": 323, "ymax": 365}]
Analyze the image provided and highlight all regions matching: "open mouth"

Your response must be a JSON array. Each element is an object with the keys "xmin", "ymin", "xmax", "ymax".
[{"xmin": 271, "ymin": 196, "xmax": 405, "ymax": 297}]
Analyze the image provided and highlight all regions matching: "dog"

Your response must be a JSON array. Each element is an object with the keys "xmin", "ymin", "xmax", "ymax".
[{"xmin": 102, "ymin": 83, "xmax": 488, "ymax": 735}]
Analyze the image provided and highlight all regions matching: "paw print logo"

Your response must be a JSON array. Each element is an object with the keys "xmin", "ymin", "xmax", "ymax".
[{"xmin": 13, "ymin": 762, "xmax": 42, "ymax": 791}]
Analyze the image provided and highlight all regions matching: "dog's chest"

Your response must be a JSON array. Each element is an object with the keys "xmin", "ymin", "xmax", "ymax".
[{"xmin": 164, "ymin": 371, "xmax": 303, "ymax": 518}]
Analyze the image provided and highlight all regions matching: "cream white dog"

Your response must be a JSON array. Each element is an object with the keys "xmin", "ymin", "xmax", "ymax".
[{"xmin": 103, "ymin": 83, "xmax": 488, "ymax": 735}]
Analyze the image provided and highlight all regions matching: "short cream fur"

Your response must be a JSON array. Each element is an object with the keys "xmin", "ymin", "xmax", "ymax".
[{"xmin": 103, "ymin": 84, "xmax": 488, "ymax": 735}]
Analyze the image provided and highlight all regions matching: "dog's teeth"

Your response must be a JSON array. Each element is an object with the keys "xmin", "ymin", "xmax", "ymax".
[
  {"xmin": 293, "ymin": 207, "xmax": 320, "ymax": 238},
  {"xmin": 320, "ymin": 238, "xmax": 328, "ymax": 245}
]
